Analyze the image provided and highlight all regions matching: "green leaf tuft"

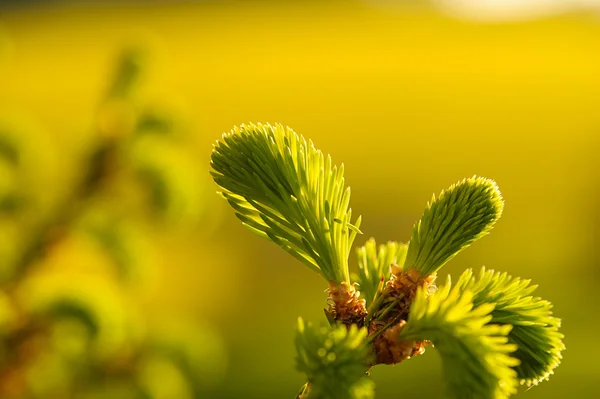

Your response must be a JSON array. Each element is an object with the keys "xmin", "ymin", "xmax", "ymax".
[
  {"xmin": 455, "ymin": 267, "xmax": 564, "ymax": 386},
  {"xmin": 353, "ymin": 238, "xmax": 407, "ymax": 306},
  {"xmin": 295, "ymin": 318, "xmax": 374, "ymax": 399},
  {"xmin": 400, "ymin": 276, "xmax": 519, "ymax": 399},
  {"xmin": 211, "ymin": 123, "xmax": 361, "ymax": 283},
  {"xmin": 404, "ymin": 176, "xmax": 503, "ymax": 277}
]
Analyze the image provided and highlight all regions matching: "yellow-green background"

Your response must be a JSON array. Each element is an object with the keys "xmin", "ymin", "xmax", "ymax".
[{"xmin": 1, "ymin": 0, "xmax": 599, "ymax": 397}]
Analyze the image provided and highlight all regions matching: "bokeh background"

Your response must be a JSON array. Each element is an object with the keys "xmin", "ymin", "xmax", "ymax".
[{"xmin": 1, "ymin": 0, "xmax": 599, "ymax": 398}]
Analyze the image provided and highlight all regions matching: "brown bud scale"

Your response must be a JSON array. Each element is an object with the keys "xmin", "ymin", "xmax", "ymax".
[
  {"xmin": 369, "ymin": 266, "xmax": 435, "ymax": 365},
  {"xmin": 328, "ymin": 281, "xmax": 367, "ymax": 327}
]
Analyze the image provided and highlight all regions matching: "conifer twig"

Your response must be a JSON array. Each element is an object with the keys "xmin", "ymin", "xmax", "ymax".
[{"xmin": 211, "ymin": 123, "xmax": 564, "ymax": 399}]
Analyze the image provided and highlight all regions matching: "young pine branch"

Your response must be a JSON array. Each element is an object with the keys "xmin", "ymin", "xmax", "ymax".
[
  {"xmin": 210, "ymin": 123, "xmax": 362, "ymax": 284},
  {"xmin": 295, "ymin": 318, "xmax": 374, "ymax": 399},
  {"xmin": 400, "ymin": 276, "xmax": 520, "ymax": 399},
  {"xmin": 353, "ymin": 239, "xmax": 407, "ymax": 307},
  {"xmin": 404, "ymin": 176, "xmax": 504, "ymax": 278},
  {"xmin": 455, "ymin": 267, "xmax": 564, "ymax": 385}
]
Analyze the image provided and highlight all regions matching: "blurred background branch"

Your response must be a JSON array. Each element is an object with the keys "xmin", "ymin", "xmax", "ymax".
[{"xmin": 0, "ymin": 40, "xmax": 227, "ymax": 398}]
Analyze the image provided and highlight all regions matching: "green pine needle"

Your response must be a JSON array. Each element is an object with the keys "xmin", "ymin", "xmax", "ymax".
[
  {"xmin": 455, "ymin": 267, "xmax": 565, "ymax": 386},
  {"xmin": 353, "ymin": 238, "xmax": 407, "ymax": 306},
  {"xmin": 295, "ymin": 318, "xmax": 374, "ymax": 399},
  {"xmin": 400, "ymin": 276, "xmax": 519, "ymax": 399},
  {"xmin": 210, "ymin": 123, "xmax": 362, "ymax": 283},
  {"xmin": 404, "ymin": 176, "xmax": 504, "ymax": 277}
]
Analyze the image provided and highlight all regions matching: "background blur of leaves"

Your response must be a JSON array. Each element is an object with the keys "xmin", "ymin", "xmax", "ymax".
[{"xmin": 0, "ymin": 0, "xmax": 599, "ymax": 398}]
